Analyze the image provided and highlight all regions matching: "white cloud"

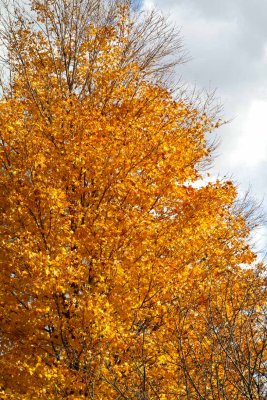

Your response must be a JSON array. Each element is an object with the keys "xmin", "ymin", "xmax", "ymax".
[
  {"xmin": 143, "ymin": 0, "xmax": 155, "ymax": 10},
  {"xmin": 141, "ymin": 0, "xmax": 267, "ymax": 250},
  {"xmin": 231, "ymin": 100, "xmax": 267, "ymax": 166}
]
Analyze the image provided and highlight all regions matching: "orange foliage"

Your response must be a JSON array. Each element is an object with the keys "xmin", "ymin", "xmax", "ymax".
[{"xmin": 0, "ymin": 1, "xmax": 266, "ymax": 399}]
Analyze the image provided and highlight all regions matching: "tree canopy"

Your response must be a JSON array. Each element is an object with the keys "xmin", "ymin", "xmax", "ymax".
[{"xmin": 0, "ymin": 1, "xmax": 266, "ymax": 399}]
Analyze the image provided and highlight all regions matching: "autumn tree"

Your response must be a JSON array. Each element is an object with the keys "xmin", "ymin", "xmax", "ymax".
[{"xmin": 0, "ymin": 1, "xmax": 266, "ymax": 399}]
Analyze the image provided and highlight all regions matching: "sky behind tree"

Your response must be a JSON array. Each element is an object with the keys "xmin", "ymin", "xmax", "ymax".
[{"xmin": 142, "ymin": 0, "xmax": 267, "ymax": 254}]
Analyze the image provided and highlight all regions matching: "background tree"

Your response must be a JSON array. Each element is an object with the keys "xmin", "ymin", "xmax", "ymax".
[{"xmin": 0, "ymin": 1, "xmax": 266, "ymax": 399}]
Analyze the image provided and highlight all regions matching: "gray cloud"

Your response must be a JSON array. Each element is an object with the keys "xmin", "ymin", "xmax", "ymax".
[{"xmin": 144, "ymin": 0, "xmax": 267, "ymax": 251}]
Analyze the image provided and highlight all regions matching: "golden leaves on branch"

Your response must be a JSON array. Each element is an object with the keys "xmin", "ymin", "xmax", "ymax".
[{"xmin": 0, "ymin": 1, "xmax": 266, "ymax": 399}]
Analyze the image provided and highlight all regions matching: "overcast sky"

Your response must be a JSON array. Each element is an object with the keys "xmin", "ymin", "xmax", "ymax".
[{"xmin": 141, "ymin": 0, "xmax": 267, "ymax": 254}]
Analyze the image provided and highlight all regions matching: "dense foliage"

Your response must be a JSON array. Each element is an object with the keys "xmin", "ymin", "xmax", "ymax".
[{"xmin": 0, "ymin": 1, "xmax": 266, "ymax": 399}]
